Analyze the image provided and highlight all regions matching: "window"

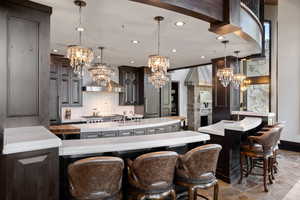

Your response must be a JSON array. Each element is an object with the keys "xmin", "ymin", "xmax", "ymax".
[{"xmin": 243, "ymin": 21, "xmax": 271, "ymax": 113}]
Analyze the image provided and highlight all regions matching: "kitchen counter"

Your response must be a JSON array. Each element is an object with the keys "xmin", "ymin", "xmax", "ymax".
[
  {"xmin": 2, "ymin": 126, "xmax": 62, "ymax": 155},
  {"xmin": 72, "ymin": 117, "xmax": 181, "ymax": 133},
  {"xmin": 59, "ymin": 131, "xmax": 210, "ymax": 156},
  {"xmin": 198, "ymin": 117, "xmax": 262, "ymax": 136}
]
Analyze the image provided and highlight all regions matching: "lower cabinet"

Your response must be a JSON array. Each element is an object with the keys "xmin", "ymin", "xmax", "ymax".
[
  {"xmin": 79, "ymin": 122, "xmax": 181, "ymax": 139},
  {"xmin": 0, "ymin": 148, "xmax": 59, "ymax": 200}
]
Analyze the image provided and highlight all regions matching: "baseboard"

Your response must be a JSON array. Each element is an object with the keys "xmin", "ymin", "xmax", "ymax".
[{"xmin": 279, "ymin": 140, "xmax": 300, "ymax": 152}]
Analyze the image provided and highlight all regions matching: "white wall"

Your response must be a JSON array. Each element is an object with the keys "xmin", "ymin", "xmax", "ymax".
[
  {"xmin": 62, "ymin": 67, "xmax": 134, "ymax": 120},
  {"xmin": 278, "ymin": 0, "xmax": 300, "ymax": 142},
  {"xmin": 170, "ymin": 69, "xmax": 189, "ymax": 119}
]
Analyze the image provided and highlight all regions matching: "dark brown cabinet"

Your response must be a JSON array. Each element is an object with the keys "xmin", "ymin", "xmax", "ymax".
[
  {"xmin": 0, "ymin": 148, "xmax": 59, "ymax": 200},
  {"xmin": 0, "ymin": 1, "xmax": 51, "ymax": 128},
  {"xmin": 160, "ymin": 76, "xmax": 172, "ymax": 117},
  {"xmin": 144, "ymin": 69, "xmax": 160, "ymax": 118},
  {"xmin": 119, "ymin": 66, "xmax": 144, "ymax": 105},
  {"xmin": 49, "ymin": 55, "xmax": 83, "ymax": 125}
]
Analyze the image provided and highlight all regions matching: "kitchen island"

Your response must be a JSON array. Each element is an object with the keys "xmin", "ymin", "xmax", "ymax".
[
  {"xmin": 198, "ymin": 117, "xmax": 264, "ymax": 183},
  {"xmin": 51, "ymin": 117, "xmax": 182, "ymax": 139}
]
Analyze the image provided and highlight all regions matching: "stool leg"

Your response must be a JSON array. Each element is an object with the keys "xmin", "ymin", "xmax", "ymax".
[
  {"xmin": 189, "ymin": 187, "xmax": 196, "ymax": 200},
  {"xmin": 268, "ymin": 158, "xmax": 273, "ymax": 184},
  {"xmin": 239, "ymin": 154, "xmax": 244, "ymax": 184},
  {"xmin": 213, "ymin": 182, "xmax": 219, "ymax": 200},
  {"xmin": 170, "ymin": 189, "xmax": 176, "ymax": 200},
  {"xmin": 263, "ymin": 158, "xmax": 269, "ymax": 192},
  {"xmin": 271, "ymin": 157, "xmax": 275, "ymax": 180}
]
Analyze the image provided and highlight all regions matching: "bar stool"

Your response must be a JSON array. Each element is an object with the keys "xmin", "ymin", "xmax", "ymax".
[
  {"xmin": 68, "ymin": 156, "xmax": 124, "ymax": 200},
  {"xmin": 175, "ymin": 144, "xmax": 222, "ymax": 200},
  {"xmin": 240, "ymin": 127, "xmax": 282, "ymax": 192},
  {"xmin": 126, "ymin": 151, "xmax": 178, "ymax": 200}
]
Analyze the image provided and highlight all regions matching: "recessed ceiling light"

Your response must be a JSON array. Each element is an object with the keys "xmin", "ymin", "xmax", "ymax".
[
  {"xmin": 217, "ymin": 35, "xmax": 225, "ymax": 40},
  {"xmin": 130, "ymin": 60, "xmax": 135, "ymax": 64},
  {"xmin": 201, "ymin": 55, "xmax": 206, "ymax": 59},
  {"xmin": 52, "ymin": 49, "xmax": 58, "ymax": 53},
  {"xmin": 172, "ymin": 49, "xmax": 177, "ymax": 53},
  {"xmin": 131, "ymin": 40, "xmax": 140, "ymax": 44},
  {"xmin": 97, "ymin": 55, "xmax": 101, "ymax": 59},
  {"xmin": 175, "ymin": 21, "xmax": 185, "ymax": 27},
  {"xmin": 76, "ymin": 27, "xmax": 85, "ymax": 32}
]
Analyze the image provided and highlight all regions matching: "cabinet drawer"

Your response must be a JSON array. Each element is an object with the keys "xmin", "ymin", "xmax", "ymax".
[
  {"xmin": 155, "ymin": 126, "xmax": 168, "ymax": 134},
  {"xmin": 134, "ymin": 129, "xmax": 146, "ymax": 136},
  {"xmin": 119, "ymin": 130, "xmax": 134, "ymax": 137},
  {"xmin": 146, "ymin": 128, "xmax": 156, "ymax": 135},
  {"xmin": 170, "ymin": 123, "xmax": 181, "ymax": 132},
  {"xmin": 101, "ymin": 131, "xmax": 118, "ymax": 138},
  {"xmin": 81, "ymin": 132, "xmax": 99, "ymax": 139}
]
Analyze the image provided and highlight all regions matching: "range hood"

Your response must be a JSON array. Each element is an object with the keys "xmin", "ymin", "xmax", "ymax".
[
  {"xmin": 82, "ymin": 80, "xmax": 124, "ymax": 93},
  {"xmin": 185, "ymin": 66, "xmax": 212, "ymax": 86}
]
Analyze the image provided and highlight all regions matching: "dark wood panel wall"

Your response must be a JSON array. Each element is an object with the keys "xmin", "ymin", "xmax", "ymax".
[
  {"xmin": 212, "ymin": 57, "xmax": 240, "ymax": 123},
  {"xmin": 131, "ymin": 0, "xmax": 241, "ymax": 35},
  {"xmin": 0, "ymin": 0, "xmax": 51, "ymax": 128}
]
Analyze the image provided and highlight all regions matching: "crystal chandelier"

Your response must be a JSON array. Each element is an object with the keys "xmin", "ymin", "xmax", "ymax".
[
  {"xmin": 232, "ymin": 51, "xmax": 246, "ymax": 89},
  {"xmin": 148, "ymin": 70, "xmax": 169, "ymax": 88},
  {"xmin": 148, "ymin": 16, "xmax": 170, "ymax": 88},
  {"xmin": 88, "ymin": 47, "xmax": 114, "ymax": 86},
  {"xmin": 217, "ymin": 40, "xmax": 233, "ymax": 87},
  {"xmin": 241, "ymin": 79, "xmax": 251, "ymax": 92},
  {"xmin": 67, "ymin": 0, "xmax": 93, "ymax": 78}
]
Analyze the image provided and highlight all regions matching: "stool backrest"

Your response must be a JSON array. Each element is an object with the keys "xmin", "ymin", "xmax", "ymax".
[
  {"xmin": 179, "ymin": 144, "xmax": 222, "ymax": 179},
  {"xmin": 256, "ymin": 127, "xmax": 282, "ymax": 154},
  {"xmin": 131, "ymin": 151, "xmax": 178, "ymax": 191},
  {"xmin": 68, "ymin": 156, "xmax": 124, "ymax": 199}
]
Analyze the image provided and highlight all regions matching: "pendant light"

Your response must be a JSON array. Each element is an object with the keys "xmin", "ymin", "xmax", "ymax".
[
  {"xmin": 216, "ymin": 40, "xmax": 233, "ymax": 87},
  {"xmin": 232, "ymin": 51, "xmax": 246, "ymax": 89},
  {"xmin": 88, "ymin": 47, "xmax": 114, "ymax": 86},
  {"xmin": 67, "ymin": 0, "xmax": 93, "ymax": 78},
  {"xmin": 148, "ymin": 16, "xmax": 170, "ymax": 88}
]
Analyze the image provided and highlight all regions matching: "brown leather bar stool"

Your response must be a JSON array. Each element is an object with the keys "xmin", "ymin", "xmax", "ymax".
[
  {"xmin": 68, "ymin": 156, "xmax": 124, "ymax": 200},
  {"xmin": 175, "ymin": 144, "xmax": 222, "ymax": 200},
  {"xmin": 127, "ymin": 151, "xmax": 178, "ymax": 200},
  {"xmin": 240, "ymin": 126, "xmax": 282, "ymax": 192}
]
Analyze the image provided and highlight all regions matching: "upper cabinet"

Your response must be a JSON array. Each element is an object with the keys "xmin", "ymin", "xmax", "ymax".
[
  {"xmin": 119, "ymin": 66, "xmax": 144, "ymax": 105},
  {"xmin": 0, "ymin": 1, "xmax": 51, "ymax": 128},
  {"xmin": 49, "ymin": 55, "xmax": 82, "ymax": 125}
]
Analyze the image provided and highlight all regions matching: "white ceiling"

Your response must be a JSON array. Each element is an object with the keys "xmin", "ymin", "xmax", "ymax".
[{"xmin": 31, "ymin": 0, "xmax": 261, "ymax": 69}]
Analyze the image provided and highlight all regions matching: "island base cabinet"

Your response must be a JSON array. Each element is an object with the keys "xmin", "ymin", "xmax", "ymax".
[{"xmin": 0, "ymin": 148, "xmax": 59, "ymax": 200}]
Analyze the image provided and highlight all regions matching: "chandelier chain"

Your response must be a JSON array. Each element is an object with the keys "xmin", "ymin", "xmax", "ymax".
[{"xmin": 78, "ymin": 5, "xmax": 82, "ymax": 45}]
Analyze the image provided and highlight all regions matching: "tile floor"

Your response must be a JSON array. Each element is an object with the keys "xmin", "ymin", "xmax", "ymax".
[{"xmin": 197, "ymin": 150, "xmax": 300, "ymax": 200}]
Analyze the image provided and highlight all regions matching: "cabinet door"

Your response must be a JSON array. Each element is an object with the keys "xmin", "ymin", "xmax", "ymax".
[
  {"xmin": 1, "ymin": 149, "xmax": 59, "ymax": 200},
  {"xmin": 60, "ymin": 77, "xmax": 70, "ymax": 105},
  {"xmin": 49, "ymin": 76, "xmax": 59, "ymax": 124},
  {"xmin": 144, "ymin": 74, "xmax": 160, "ymax": 118},
  {"xmin": 70, "ymin": 78, "xmax": 82, "ymax": 106},
  {"xmin": 160, "ymin": 78, "xmax": 172, "ymax": 117}
]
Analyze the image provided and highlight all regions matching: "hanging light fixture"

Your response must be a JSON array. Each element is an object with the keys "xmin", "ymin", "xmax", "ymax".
[
  {"xmin": 232, "ymin": 51, "xmax": 246, "ymax": 89},
  {"xmin": 148, "ymin": 70, "xmax": 170, "ymax": 88},
  {"xmin": 148, "ymin": 16, "xmax": 169, "ymax": 88},
  {"xmin": 217, "ymin": 40, "xmax": 233, "ymax": 87},
  {"xmin": 88, "ymin": 47, "xmax": 114, "ymax": 86},
  {"xmin": 67, "ymin": 0, "xmax": 93, "ymax": 78}
]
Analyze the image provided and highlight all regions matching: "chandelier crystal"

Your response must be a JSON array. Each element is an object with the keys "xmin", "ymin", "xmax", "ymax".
[
  {"xmin": 217, "ymin": 40, "xmax": 233, "ymax": 87},
  {"xmin": 67, "ymin": 0, "xmax": 93, "ymax": 78},
  {"xmin": 232, "ymin": 51, "xmax": 246, "ymax": 89},
  {"xmin": 148, "ymin": 70, "xmax": 169, "ymax": 88},
  {"xmin": 88, "ymin": 47, "xmax": 114, "ymax": 86},
  {"xmin": 148, "ymin": 16, "xmax": 170, "ymax": 88}
]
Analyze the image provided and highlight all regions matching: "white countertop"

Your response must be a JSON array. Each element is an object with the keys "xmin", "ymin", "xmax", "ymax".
[
  {"xmin": 59, "ymin": 131, "xmax": 210, "ymax": 156},
  {"xmin": 198, "ymin": 117, "xmax": 262, "ymax": 136},
  {"xmin": 3, "ymin": 126, "xmax": 62, "ymax": 155},
  {"xmin": 73, "ymin": 118, "xmax": 181, "ymax": 133},
  {"xmin": 231, "ymin": 111, "xmax": 276, "ymax": 118}
]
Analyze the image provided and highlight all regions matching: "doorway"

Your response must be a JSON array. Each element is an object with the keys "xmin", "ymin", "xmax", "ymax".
[{"xmin": 171, "ymin": 82, "xmax": 179, "ymax": 116}]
